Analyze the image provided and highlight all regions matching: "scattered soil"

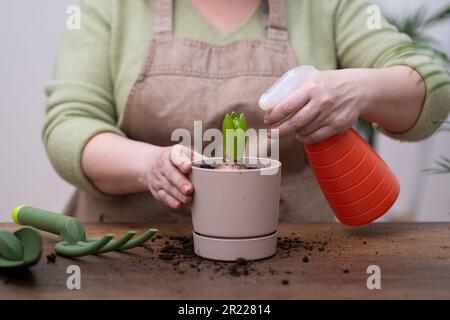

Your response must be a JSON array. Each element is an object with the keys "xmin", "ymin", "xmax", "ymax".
[
  {"xmin": 140, "ymin": 232, "xmax": 337, "ymax": 282},
  {"xmin": 158, "ymin": 253, "xmax": 175, "ymax": 261},
  {"xmin": 342, "ymin": 269, "xmax": 350, "ymax": 274},
  {"xmin": 277, "ymin": 235, "xmax": 329, "ymax": 257},
  {"xmin": 46, "ymin": 252, "xmax": 57, "ymax": 264}
]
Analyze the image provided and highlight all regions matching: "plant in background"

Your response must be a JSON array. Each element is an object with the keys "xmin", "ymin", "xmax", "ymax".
[
  {"xmin": 387, "ymin": 4, "xmax": 450, "ymax": 175},
  {"xmin": 222, "ymin": 112, "xmax": 247, "ymax": 163},
  {"xmin": 424, "ymin": 121, "xmax": 450, "ymax": 174},
  {"xmin": 358, "ymin": 4, "xmax": 450, "ymax": 146},
  {"xmin": 387, "ymin": 4, "xmax": 450, "ymax": 92}
]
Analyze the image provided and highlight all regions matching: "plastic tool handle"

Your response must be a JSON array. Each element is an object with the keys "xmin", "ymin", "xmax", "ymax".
[{"xmin": 13, "ymin": 205, "xmax": 75, "ymax": 235}]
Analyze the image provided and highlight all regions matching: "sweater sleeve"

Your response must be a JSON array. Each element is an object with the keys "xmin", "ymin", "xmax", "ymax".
[
  {"xmin": 43, "ymin": 0, "xmax": 125, "ymax": 197},
  {"xmin": 334, "ymin": 0, "xmax": 450, "ymax": 141}
]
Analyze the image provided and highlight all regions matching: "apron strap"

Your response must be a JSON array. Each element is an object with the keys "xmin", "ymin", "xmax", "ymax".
[
  {"xmin": 153, "ymin": 0, "xmax": 173, "ymax": 39},
  {"xmin": 267, "ymin": 0, "xmax": 290, "ymax": 42}
]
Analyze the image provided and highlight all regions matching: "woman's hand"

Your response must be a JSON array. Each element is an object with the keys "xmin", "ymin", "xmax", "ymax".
[
  {"xmin": 263, "ymin": 69, "xmax": 367, "ymax": 144},
  {"xmin": 145, "ymin": 145, "xmax": 195, "ymax": 209},
  {"xmin": 82, "ymin": 133, "xmax": 197, "ymax": 209},
  {"xmin": 263, "ymin": 66, "xmax": 426, "ymax": 144}
]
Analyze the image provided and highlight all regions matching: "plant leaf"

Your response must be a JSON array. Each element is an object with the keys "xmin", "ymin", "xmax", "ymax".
[
  {"xmin": 222, "ymin": 114, "xmax": 234, "ymax": 160},
  {"xmin": 424, "ymin": 5, "xmax": 450, "ymax": 27},
  {"xmin": 238, "ymin": 113, "xmax": 247, "ymax": 131},
  {"xmin": 222, "ymin": 112, "xmax": 248, "ymax": 162},
  {"xmin": 424, "ymin": 155, "xmax": 450, "ymax": 174},
  {"xmin": 232, "ymin": 118, "xmax": 240, "ymax": 129}
]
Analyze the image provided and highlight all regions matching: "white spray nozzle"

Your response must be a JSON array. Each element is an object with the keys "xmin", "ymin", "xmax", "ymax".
[{"xmin": 258, "ymin": 65, "xmax": 317, "ymax": 111}]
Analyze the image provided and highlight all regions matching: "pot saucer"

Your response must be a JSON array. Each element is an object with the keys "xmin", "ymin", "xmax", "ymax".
[{"xmin": 193, "ymin": 231, "xmax": 278, "ymax": 261}]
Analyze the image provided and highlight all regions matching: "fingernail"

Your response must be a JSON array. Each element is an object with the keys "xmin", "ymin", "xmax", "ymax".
[
  {"xmin": 183, "ymin": 185, "xmax": 191, "ymax": 194},
  {"xmin": 173, "ymin": 201, "xmax": 181, "ymax": 209}
]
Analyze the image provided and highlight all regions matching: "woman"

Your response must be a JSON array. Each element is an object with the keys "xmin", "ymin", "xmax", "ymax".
[{"xmin": 44, "ymin": 0, "xmax": 450, "ymax": 223}]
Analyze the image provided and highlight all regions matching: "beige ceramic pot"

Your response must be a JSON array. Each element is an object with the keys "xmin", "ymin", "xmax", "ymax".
[{"xmin": 190, "ymin": 157, "xmax": 282, "ymax": 261}]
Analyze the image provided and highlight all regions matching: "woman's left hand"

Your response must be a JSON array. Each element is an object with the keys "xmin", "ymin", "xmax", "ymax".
[{"xmin": 263, "ymin": 69, "xmax": 367, "ymax": 144}]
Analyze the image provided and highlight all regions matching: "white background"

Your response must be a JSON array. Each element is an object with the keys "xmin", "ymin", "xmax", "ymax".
[{"xmin": 0, "ymin": 0, "xmax": 449, "ymax": 222}]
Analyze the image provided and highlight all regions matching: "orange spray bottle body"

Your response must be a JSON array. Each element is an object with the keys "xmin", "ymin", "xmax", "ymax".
[{"xmin": 259, "ymin": 66, "xmax": 399, "ymax": 226}]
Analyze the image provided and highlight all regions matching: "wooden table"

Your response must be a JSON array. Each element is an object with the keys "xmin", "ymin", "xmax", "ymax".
[{"xmin": 1, "ymin": 223, "xmax": 450, "ymax": 300}]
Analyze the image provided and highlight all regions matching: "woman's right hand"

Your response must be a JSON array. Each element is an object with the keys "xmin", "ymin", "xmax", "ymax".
[{"xmin": 146, "ymin": 145, "xmax": 195, "ymax": 209}]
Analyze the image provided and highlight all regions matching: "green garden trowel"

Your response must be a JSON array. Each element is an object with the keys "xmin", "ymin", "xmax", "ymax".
[
  {"xmin": 13, "ymin": 205, "xmax": 158, "ymax": 258},
  {"xmin": 0, "ymin": 227, "xmax": 42, "ymax": 268}
]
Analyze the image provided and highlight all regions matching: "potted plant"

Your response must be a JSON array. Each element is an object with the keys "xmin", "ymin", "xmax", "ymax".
[{"xmin": 190, "ymin": 112, "xmax": 282, "ymax": 261}]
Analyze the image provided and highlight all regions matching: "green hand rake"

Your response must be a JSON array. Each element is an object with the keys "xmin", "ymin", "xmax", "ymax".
[
  {"xmin": 0, "ymin": 227, "xmax": 42, "ymax": 268},
  {"xmin": 13, "ymin": 205, "xmax": 158, "ymax": 258}
]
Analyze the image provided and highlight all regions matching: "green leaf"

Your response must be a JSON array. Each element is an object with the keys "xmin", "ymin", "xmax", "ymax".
[
  {"xmin": 425, "ymin": 6, "xmax": 450, "ymax": 27},
  {"xmin": 387, "ymin": 8, "xmax": 428, "ymax": 40},
  {"xmin": 222, "ymin": 114, "xmax": 234, "ymax": 160},
  {"xmin": 388, "ymin": 4, "xmax": 450, "ymax": 176},
  {"xmin": 222, "ymin": 114, "xmax": 234, "ymax": 133},
  {"xmin": 355, "ymin": 118, "xmax": 375, "ymax": 146},
  {"xmin": 238, "ymin": 113, "xmax": 247, "ymax": 131},
  {"xmin": 423, "ymin": 155, "xmax": 450, "ymax": 175},
  {"xmin": 221, "ymin": 112, "xmax": 248, "ymax": 162},
  {"xmin": 232, "ymin": 118, "xmax": 240, "ymax": 129}
]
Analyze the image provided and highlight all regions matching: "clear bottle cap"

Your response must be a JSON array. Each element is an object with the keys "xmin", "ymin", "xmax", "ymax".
[{"xmin": 258, "ymin": 65, "xmax": 317, "ymax": 111}]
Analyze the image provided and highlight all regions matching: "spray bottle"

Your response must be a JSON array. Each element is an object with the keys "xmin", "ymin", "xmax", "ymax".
[{"xmin": 259, "ymin": 66, "xmax": 400, "ymax": 226}]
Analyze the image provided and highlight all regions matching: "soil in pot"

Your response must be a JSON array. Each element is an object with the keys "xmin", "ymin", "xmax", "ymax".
[{"xmin": 194, "ymin": 159, "xmax": 269, "ymax": 171}]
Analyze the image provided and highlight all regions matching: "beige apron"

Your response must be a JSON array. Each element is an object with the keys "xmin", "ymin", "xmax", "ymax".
[{"xmin": 66, "ymin": 0, "xmax": 334, "ymax": 223}]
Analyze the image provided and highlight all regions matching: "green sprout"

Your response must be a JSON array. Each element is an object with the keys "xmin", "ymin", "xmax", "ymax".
[
  {"xmin": 423, "ymin": 156, "xmax": 450, "ymax": 175},
  {"xmin": 423, "ymin": 121, "xmax": 450, "ymax": 175},
  {"xmin": 222, "ymin": 112, "xmax": 247, "ymax": 162}
]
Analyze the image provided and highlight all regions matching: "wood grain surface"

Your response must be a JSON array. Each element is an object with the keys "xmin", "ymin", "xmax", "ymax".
[{"xmin": 1, "ymin": 223, "xmax": 450, "ymax": 299}]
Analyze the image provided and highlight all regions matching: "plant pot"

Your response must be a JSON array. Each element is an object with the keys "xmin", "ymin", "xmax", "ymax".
[{"xmin": 190, "ymin": 157, "xmax": 282, "ymax": 261}]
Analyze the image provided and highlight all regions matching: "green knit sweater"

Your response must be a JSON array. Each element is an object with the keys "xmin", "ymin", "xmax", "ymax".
[{"xmin": 44, "ymin": 0, "xmax": 450, "ymax": 196}]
